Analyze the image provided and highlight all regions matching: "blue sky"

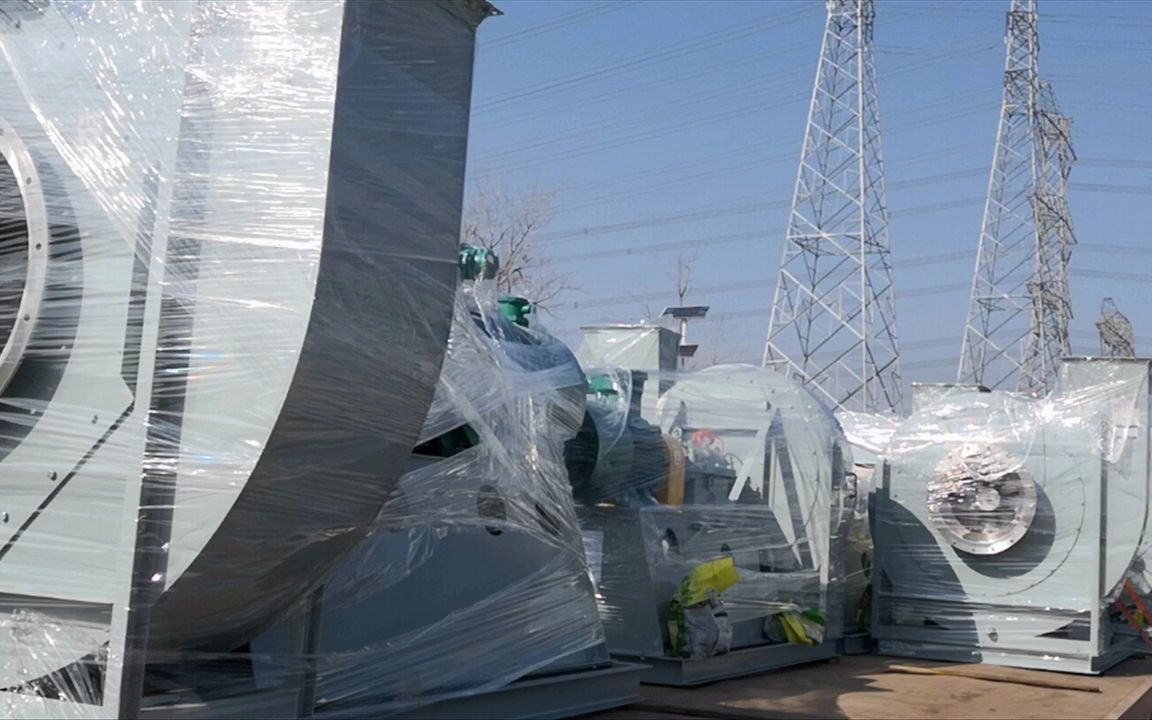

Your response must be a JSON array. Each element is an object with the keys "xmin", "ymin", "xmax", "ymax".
[{"xmin": 464, "ymin": 0, "xmax": 1152, "ymax": 386}]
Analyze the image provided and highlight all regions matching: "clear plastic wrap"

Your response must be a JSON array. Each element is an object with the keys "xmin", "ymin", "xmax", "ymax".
[
  {"xmin": 0, "ymin": 0, "xmax": 495, "ymax": 716},
  {"xmin": 252, "ymin": 270, "xmax": 609, "ymax": 716},
  {"xmin": 565, "ymin": 361, "xmax": 859, "ymax": 670},
  {"xmin": 872, "ymin": 358, "xmax": 1152, "ymax": 673},
  {"xmin": 836, "ymin": 410, "xmax": 899, "ymax": 468},
  {"xmin": 831, "ymin": 410, "xmax": 893, "ymax": 644}
]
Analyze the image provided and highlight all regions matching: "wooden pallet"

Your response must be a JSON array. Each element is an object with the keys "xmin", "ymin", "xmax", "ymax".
[{"xmin": 582, "ymin": 655, "xmax": 1152, "ymax": 720}]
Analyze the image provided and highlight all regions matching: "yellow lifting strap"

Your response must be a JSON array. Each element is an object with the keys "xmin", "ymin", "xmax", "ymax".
[{"xmin": 678, "ymin": 556, "xmax": 740, "ymax": 607}]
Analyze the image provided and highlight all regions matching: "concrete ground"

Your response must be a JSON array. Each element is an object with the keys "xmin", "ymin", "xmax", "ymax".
[{"xmin": 584, "ymin": 655, "xmax": 1152, "ymax": 720}]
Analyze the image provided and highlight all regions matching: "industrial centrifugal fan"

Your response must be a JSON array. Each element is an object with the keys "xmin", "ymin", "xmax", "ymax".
[
  {"xmin": 0, "ymin": 1, "xmax": 487, "ymax": 716},
  {"xmin": 569, "ymin": 358, "xmax": 859, "ymax": 685},
  {"xmin": 872, "ymin": 358, "xmax": 1152, "ymax": 674},
  {"xmin": 251, "ymin": 248, "xmax": 640, "ymax": 718}
]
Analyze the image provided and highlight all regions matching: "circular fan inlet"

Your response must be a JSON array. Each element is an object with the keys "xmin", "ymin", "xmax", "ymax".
[
  {"xmin": 926, "ymin": 443, "xmax": 1038, "ymax": 556},
  {"xmin": 0, "ymin": 123, "xmax": 49, "ymax": 397}
]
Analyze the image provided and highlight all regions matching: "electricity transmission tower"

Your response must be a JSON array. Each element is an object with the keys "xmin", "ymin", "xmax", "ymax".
[
  {"xmin": 763, "ymin": 0, "xmax": 901, "ymax": 414},
  {"xmin": 1097, "ymin": 298, "xmax": 1135, "ymax": 358},
  {"xmin": 958, "ymin": 0, "xmax": 1076, "ymax": 394}
]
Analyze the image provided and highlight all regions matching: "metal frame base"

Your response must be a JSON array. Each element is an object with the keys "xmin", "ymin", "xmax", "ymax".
[
  {"xmin": 366, "ymin": 661, "xmax": 645, "ymax": 720},
  {"xmin": 137, "ymin": 662, "xmax": 644, "ymax": 720},
  {"xmin": 140, "ymin": 688, "xmax": 308, "ymax": 719},
  {"xmin": 619, "ymin": 642, "xmax": 837, "ymax": 687},
  {"xmin": 837, "ymin": 632, "xmax": 873, "ymax": 656},
  {"xmin": 876, "ymin": 637, "xmax": 1139, "ymax": 676}
]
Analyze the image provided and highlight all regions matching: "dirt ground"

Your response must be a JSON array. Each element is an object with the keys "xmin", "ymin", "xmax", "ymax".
[{"xmin": 584, "ymin": 654, "xmax": 1152, "ymax": 720}]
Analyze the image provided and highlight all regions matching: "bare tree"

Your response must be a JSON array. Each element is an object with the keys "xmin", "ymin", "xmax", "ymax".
[
  {"xmin": 462, "ymin": 177, "xmax": 573, "ymax": 309},
  {"xmin": 671, "ymin": 253, "xmax": 697, "ymax": 307}
]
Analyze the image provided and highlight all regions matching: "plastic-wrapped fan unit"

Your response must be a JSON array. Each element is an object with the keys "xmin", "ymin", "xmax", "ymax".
[
  {"xmin": 873, "ymin": 359, "xmax": 1152, "ymax": 674},
  {"xmin": 571, "ymin": 361, "xmax": 856, "ymax": 685},
  {"xmin": 269, "ymin": 274, "xmax": 635, "ymax": 718},
  {"xmin": 0, "ymin": 0, "xmax": 486, "ymax": 715}
]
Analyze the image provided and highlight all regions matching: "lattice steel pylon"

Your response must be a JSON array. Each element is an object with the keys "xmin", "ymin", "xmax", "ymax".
[
  {"xmin": 763, "ymin": 0, "xmax": 901, "ymax": 414},
  {"xmin": 958, "ymin": 0, "xmax": 1076, "ymax": 394},
  {"xmin": 1097, "ymin": 298, "xmax": 1135, "ymax": 358}
]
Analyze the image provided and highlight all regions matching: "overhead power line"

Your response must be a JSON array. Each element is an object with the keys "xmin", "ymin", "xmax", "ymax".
[
  {"xmin": 474, "ymin": 6, "xmax": 819, "ymax": 114},
  {"xmin": 479, "ymin": 2, "xmax": 639, "ymax": 52}
]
